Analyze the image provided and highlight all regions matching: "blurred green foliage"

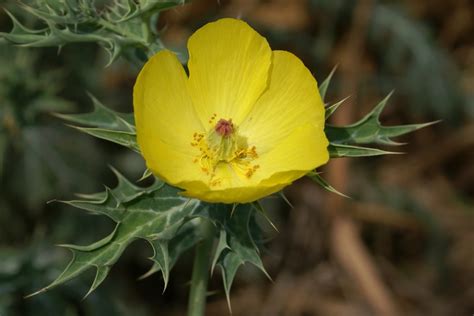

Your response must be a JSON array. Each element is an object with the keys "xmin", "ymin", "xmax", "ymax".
[{"xmin": 309, "ymin": 0, "xmax": 470, "ymax": 121}]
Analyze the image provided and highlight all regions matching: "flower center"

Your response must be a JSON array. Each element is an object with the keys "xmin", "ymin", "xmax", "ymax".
[{"xmin": 191, "ymin": 115, "xmax": 259, "ymax": 186}]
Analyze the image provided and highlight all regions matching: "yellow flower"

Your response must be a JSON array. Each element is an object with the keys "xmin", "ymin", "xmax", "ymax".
[{"xmin": 133, "ymin": 18, "xmax": 329, "ymax": 203}]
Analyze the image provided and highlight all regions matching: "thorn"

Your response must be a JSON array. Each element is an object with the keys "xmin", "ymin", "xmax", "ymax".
[
  {"xmin": 224, "ymin": 288, "xmax": 233, "ymax": 315},
  {"xmin": 254, "ymin": 201, "xmax": 279, "ymax": 233},
  {"xmin": 50, "ymin": 112, "xmax": 71, "ymax": 120},
  {"xmin": 24, "ymin": 287, "xmax": 48, "ymax": 299},
  {"xmin": 373, "ymin": 90, "xmax": 394, "ymax": 117},
  {"xmin": 325, "ymin": 96, "xmax": 351, "ymax": 120},
  {"xmin": 278, "ymin": 192, "xmax": 293, "ymax": 209},
  {"xmin": 82, "ymin": 290, "xmax": 92, "ymax": 301},
  {"xmin": 307, "ymin": 171, "xmax": 351, "ymax": 199},
  {"xmin": 327, "ymin": 64, "xmax": 338, "ymax": 79},
  {"xmin": 108, "ymin": 165, "xmax": 121, "ymax": 177},
  {"xmin": 137, "ymin": 168, "xmax": 152, "ymax": 182},
  {"xmin": 259, "ymin": 265, "xmax": 273, "ymax": 282},
  {"xmin": 182, "ymin": 198, "xmax": 192, "ymax": 211},
  {"xmin": 205, "ymin": 290, "xmax": 220, "ymax": 297},
  {"xmin": 230, "ymin": 203, "xmax": 238, "ymax": 217},
  {"xmin": 55, "ymin": 243, "xmax": 74, "ymax": 249},
  {"xmin": 319, "ymin": 65, "xmax": 338, "ymax": 100}
]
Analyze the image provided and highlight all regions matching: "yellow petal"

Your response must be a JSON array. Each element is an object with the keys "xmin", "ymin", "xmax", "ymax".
[
  {"xmin": 240, "ymin": 50, "xmax": 326, "ymax": 154},
  {"xmin": 133, "ymin": 50, "xmax": 207, "ymax": 185},
  {"xmin": 181, "ymin": 181, "xmax": 287, "ymax": 204},
  {"xmin": 187, "ymin": 18, "xmax": 272, "ymax": 127},
  {"xmin": 255, "ymin": 122, "xmax": 329, "ymax": 185}
]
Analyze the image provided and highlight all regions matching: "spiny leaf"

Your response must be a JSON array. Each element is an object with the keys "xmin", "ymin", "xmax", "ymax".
[
  {"xmin": 0, "ymin": 10, "xmax": 48, "ymax": 45},
  {"xmin": 193, "ymin": 203, "xmax": 269, "ymax": 309},
  {"xmin": 56, "ymin": 96, "xmax": 140, "ymax": 152},
  {"xmin": 71, "ymin": 126, "xmax": 139, "ymax": 152},
  {"xmin": 85, "ymin": 266, "xmax": 111, "ymax": 298},
  {"xmin": 29, "ymin": 169, "xmax": 205, "ymax": 297},
  {"xmin": 54, "ymin": 94, "xmax": 134, "ymax": 132},
  {"xmin": 329, "ymin": 143, "xmax": 399, "ymax": 158},
  {"xmin": 213, "ymin": 204, "xmax": 270, "ymax": 311},
  {"xmin": 19, "ymin": 0, "xmax": 97, "ymax": 25},
  {"xmin": 108, "ymin": 166, "xmax": 158, "ymax": 202},
  {"xmin": 139, "ymin": 221, "xmax": 200, "ymax": 281},
  {"xmin": 1, "ymin": 0, "xmax": 186, "ymax": 65},
  {"xmin": 27, "ymin": 235, "xmax": 128, "ymax": 298},
  {"xmin": 108, "ymin": 0, "xmax": 188, "ymax": 23},
  {"xmin": 57, "ymin": 224, "xmax": 120, "ymax": 251},
  {"xmin": 147, "ymin": 239, "xmax": 170, "ymax": 292},
  {"xmin": 326, "ymin": 92, "xmax": 438, "ymax": 145},
  {"xmin": 210, "ymin": 229, "xmax": 229, "ymax": 276},
  {"xmin": 218, "ymin": 250, "xmax": 241, "ymax": 313},
  {"xmin": 60, "ymin": 188, "xmax": 126, "ymax": 222},
  {"xmin": 44, "ymin": 190, "xmax": 271, "ymax": 304},
  {"xmin": 72, "ymin": 168, "xmax": 161, "ymax": 206}
]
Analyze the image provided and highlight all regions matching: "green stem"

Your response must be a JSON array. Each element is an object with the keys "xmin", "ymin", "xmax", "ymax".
[{"xmin": 187, "ymin": 219, "xmax": 214, "ymax": 316}]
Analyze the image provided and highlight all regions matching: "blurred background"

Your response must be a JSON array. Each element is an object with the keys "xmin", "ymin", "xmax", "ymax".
[{"xmin": 0, "ymin": 0, "xmax": 473, "ymax": 315}]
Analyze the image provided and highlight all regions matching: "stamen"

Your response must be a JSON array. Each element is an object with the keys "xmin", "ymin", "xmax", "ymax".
[{"xmin": 191, "ymin": 116, "xmax": 259, "ymax": 186}]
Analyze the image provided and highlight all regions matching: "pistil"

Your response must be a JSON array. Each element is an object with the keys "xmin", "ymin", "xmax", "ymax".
[{"xmin": 214, "ymin": 119, "xmax": 234, "ymax": 137}]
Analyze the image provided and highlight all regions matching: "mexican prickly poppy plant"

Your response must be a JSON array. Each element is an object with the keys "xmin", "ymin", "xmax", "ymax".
[
  {"xmin": 134, "ymin": 18, "xmax": 329, "ymax": 203},
  {"xmin": 2, "ymin": 2, "xmax": 433, "ymax": 315}
]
